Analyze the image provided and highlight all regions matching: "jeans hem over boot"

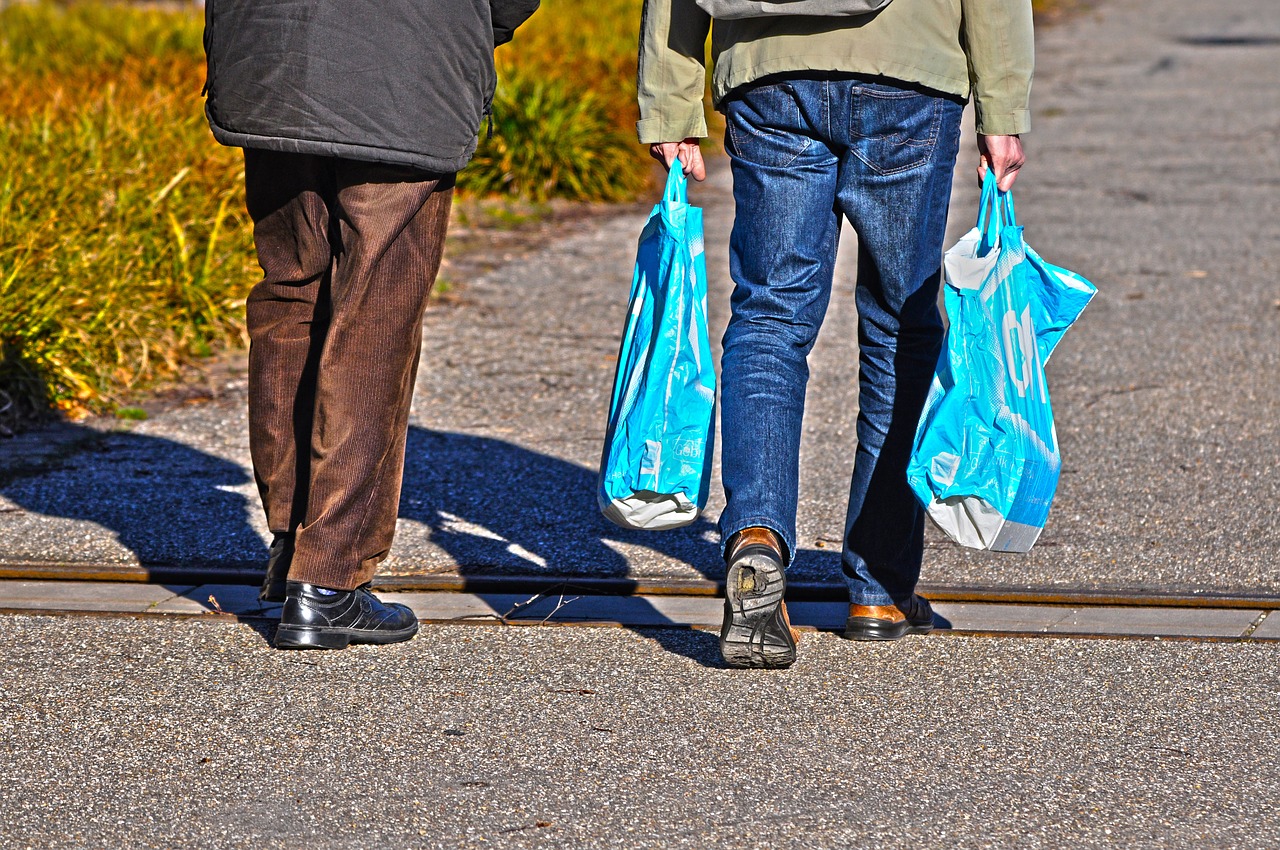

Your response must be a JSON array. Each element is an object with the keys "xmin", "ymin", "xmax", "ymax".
[{"xmin": 718, "ymin": 517, "xmax": 794, "ymax": 567}]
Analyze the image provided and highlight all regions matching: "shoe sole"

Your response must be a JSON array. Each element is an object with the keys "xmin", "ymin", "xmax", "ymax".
[
  {"xmin": 274, "ymin": 620, "xmax": 420, "ymax": 651},
  {"xmin": 842, "ymin": 616, "xmax": 934, "ymax": 642},
  {"xmin": 720, "ymin": 549, "xmax": 796, "ymax": 669}
]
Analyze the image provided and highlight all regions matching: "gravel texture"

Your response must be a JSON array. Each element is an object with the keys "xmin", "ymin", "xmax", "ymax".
[
  {"xmin": 1, "ymin": 0, "xmax": 1277, "ymax": 596},
  {"xmin": 1, "ymin": 614, "xmax": 1278, "ymax": 849}
]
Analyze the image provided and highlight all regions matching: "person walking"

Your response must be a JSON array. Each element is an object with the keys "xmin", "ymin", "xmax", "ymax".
[
  {"xmin": 638, "ymin": 0, "xmax": 1033, "ymax": 667},
  {"xmin": 202, "ymin": 0, "xmax": 539, "ymax": 650}
]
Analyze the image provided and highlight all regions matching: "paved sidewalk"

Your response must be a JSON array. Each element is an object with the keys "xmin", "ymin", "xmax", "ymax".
[
  {"xmin": 0, "ymin": 2, "xmax": 1278, "ymax": 845},
  {"xmin": 2, "ymin": 612, "xmax": 1279, "ymax": 849},
  {"xmin": 1, "ymin": 0, "xmax": 1277, "ymax": 599}
]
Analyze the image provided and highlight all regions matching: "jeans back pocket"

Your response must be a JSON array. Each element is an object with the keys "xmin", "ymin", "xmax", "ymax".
[
  {"xmin": 850, "ymin": 84, "xmax": 942, "ymax": 176},
  {"xmin": 725, "ymin": 82, "xmax": 814, "ymax": 170}
]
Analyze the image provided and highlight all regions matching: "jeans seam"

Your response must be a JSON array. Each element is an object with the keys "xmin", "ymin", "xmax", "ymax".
[
  {"xmin": 731, "ymin": 130, "xmax": 811, "ymax": 171},
  {"xmin": 823, "ymin": 78, "xmax": 831, "ymax": 140},
  {"xmin": 726, "ymin": 88, "xmax": 813, "ymax": 170}
]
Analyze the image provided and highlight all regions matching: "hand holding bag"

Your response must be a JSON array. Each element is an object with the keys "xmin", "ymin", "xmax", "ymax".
[{"xmin": 598, "ymin": 167, "xmax": 716, "ymax": 530}]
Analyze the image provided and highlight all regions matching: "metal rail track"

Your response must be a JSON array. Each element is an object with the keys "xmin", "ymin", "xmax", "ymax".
[{"xmin": 3, "ymin": 560, "xmax": 1278, "ymax": 610}]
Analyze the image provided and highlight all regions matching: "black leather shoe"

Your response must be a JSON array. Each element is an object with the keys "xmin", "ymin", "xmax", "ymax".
[
  {"xmin": 719, "ymin": 527, "xmax": 798, "ymax": 669},
  {"xmin": 258, "ymin": 533, "xmax": 294, "ymax": 603},
  {"xmin": 843, "ymin": 595, "xmax": 935, "ymax": 641},
  {"xmin": 274, "ymin": 582, "xmax": 419, "ymax": 650}
]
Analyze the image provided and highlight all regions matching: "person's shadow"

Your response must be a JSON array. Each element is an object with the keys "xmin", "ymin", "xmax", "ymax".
[
  {"xmin": 0, "ymin": 421, "xmax": 275, "ymax": 641},
  {"xmin": 0, "ymin": 421, "xmax": 734, "ymax": 664},
  {"xmin": 399, "ymin": 427, "xmax": 722, "ymax": 579},
  {"xmin": 395, "ymin": 426, "xmax": 725, "ymax": 664},
  {"xmin": 0, "ymin": 422, "xmax": 267, "ymax": 571}
]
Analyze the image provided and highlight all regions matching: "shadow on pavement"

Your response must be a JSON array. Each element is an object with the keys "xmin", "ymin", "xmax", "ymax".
[
  {"xmin": 0, "ymin": 422, "xmax": 739, "ymax": 663},
  {"xmin": 0, "ymin": 422, "xmax": 277, "ymax": 643},
  {"xmin": 0, "ymin": 424, "xmax": 267, "ymax": 571},
  {"xmin": 400, "ymin": 427, "xmax": 729, "ymax": 665},
  {"xmin": 400, "ymin": 427, "xmax": 721, "ymax": 581}
]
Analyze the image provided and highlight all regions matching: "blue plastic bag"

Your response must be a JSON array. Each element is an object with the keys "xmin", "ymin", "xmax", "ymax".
[
  {"xmin": 907, "ymin": 173, "xmax": 1096, "ymax": 552},
  {"xmin": 598, "ymin": 167, "xmax": 716, "ymax": 530}
]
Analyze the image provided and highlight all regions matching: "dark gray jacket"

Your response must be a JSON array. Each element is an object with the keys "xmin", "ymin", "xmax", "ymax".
[{"xmin": 203, "ymin": 0, "xmax": 539, "ymax": 174}]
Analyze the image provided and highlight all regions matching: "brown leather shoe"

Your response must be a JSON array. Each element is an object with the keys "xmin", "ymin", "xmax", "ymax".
[
  {"xmin": 843, "ymin": 594, "xmax": 935, "ymax": 641},
  {"xmin": 720, "ymin": 527, "xmax": 799, "ymax": 669}
]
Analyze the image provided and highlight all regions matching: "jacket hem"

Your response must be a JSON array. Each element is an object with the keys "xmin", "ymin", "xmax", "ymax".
[
  {"xmin": 973, "ymin": 108, "xmax": 1031, "ymax": 137},
  {"xmin": 637, "ymin": 114, "xmax": 709, "ymax": 145},
  {"xmin": 209, "ymin": 123, "xmax": 471, "ymax": 175},
  {"xmin": 711, "ymin": 55, "xmax": 971, "ymax": 107}
]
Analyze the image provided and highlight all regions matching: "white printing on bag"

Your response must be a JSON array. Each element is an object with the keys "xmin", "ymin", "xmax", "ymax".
[{"xmin": 1001, "ymin": 306, "xmax": 1047, "ymax": 403}]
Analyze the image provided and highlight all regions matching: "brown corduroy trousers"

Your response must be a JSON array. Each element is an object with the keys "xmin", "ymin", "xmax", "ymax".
[{"xmin": 243, "ymin": 149, "xmax": 453, "ymax": 590}]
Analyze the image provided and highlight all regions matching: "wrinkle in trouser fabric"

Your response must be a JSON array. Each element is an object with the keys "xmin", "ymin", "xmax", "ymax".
[{"xmin": 243, "ymin": 150, "xmax": 454, "ymax": 590}]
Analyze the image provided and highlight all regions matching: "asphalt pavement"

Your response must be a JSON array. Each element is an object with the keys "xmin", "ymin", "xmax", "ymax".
[
  {"xmin": 2, "ymin": 615, "xmax": 1278, "ymax": 849},
  {"xmin": 0, "ymin": 0, "xmax": 1279, "ymax": 846}
]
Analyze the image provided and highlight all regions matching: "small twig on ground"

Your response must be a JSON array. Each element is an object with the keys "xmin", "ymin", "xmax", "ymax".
[
  {"xmin": 502, "ymin": 590, "xmax": 550, "ymax": 621},
  {"xmin": 498, "ymin": 822, "xmax": 554, "ymax": 834},
  {"xmin": 1084, "ymin": 383, "xmax": 1163, "ymax": 408},
  {"xmin": 447, "ymin": 584, "xmax": 589, "ymax": 626},
  {"xmin": 538, "ymin": 590, "xmax": 582, "ymax": 623}
]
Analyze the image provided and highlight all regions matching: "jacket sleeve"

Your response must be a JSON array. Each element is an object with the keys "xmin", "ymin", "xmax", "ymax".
[
  {"xmin": 636, "ymin": 0, "xmax": 711, "ymax": 144},
  {"xmin": 960, "ymin": 0, "xmax": 1035, "ymax": 136},
  {"xmin": 492, "ymin": 0, "xmax": 540, "ymax": 46}
]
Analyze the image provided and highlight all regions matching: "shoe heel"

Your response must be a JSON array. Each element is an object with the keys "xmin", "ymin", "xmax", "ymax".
[
  {"xmin": 720, "ymin": 554, "xmax": 796, "ymax": 669},
  {"xmin": 274, "ymin": 626, "xmax": 350, "ymax": 651}
]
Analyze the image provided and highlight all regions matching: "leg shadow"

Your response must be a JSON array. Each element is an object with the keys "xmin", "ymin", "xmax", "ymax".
[
  {"xmin": 399, "ymin": 427, "xmax": 731, "ymax": 663},
  {"xmin": 0, "ymin": 421, "xmax": 273, "ymax": 642}
]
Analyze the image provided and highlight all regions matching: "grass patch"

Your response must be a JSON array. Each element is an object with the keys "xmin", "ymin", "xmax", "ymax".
[
  {"xmin": 464, "ymin": 78, "xmax": 645, "ymax": 202},
  {"xmin": 0, "ymin": 0, "xmax": 652, "ymax": 426},
  {"xmin": 462, "ymin": 0, "xmax": 649, "ymax": 200},
  {"xmin": 0, "ymin": 1, "xmax": 254, "ymax": 423},
  {"xmin": 1032, "ymin": 0, "xmax": 1094, "ymax": 22}
]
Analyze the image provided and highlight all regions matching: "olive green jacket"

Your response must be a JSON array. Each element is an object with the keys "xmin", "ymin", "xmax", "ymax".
[{"xmin": 637, "ymin": 0, "xmax": 1034, "ymax": 142}]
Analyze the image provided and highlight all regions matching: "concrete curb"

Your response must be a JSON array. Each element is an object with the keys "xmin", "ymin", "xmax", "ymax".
[{"xmin": 1, "ymin": 579, "xmax": 1274, "ymax": 642}]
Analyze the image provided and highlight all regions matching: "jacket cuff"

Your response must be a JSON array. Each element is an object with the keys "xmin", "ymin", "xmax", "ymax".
[
  {"xmin": 974, "ymin": 107, "xmax": 1032, "ymax": 137},
  {"xmin": 636, "ymin": 112, "xmax": 707, "ymax": 145}
]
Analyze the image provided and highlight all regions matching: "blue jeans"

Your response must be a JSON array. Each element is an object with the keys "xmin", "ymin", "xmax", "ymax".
[{"xmin": 718, "ymin": 76, "xmax": 963, "ymax": 606}]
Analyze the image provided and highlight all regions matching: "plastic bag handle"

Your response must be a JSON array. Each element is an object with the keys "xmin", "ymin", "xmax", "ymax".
[
  {"xmin": 663, "ymin": 164, "xmax": 688, "ymax": 207},
  {"xmin": 976, "ymin": 170, "xmax": 1018, "ymax": 251}
]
